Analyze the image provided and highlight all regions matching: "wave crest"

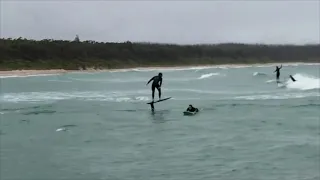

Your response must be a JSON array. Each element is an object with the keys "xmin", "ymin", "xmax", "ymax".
[
  {"xmin": 253, "ymin": 72, "xmax": 267, "ymax": 76},
  {"xmin": 286, "ymin": 74, "xmax": 320, "ymax": 90},
  {"xmin": 198, "ymin": 73, "xmax": 220, "ymax": 79}
]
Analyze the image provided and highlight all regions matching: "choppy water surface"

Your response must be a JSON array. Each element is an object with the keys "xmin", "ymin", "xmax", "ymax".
[{"xmin": 0, "ymin": 63, "xmax": 319, "ymax": 180}]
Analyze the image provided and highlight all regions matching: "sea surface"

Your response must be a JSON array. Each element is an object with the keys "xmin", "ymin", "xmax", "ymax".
[{"xmin": 0, "ymin": 63, "xmax": 319, "ymax": 180}]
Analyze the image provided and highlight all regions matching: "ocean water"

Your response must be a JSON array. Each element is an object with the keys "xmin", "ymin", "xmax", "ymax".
[{"xmin": 0, "ymin": 63, "xmax": 319, "ymax": 180}]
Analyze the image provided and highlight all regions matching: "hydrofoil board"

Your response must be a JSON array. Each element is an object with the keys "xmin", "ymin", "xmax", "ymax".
[{"xmin": 147, "ymin": 97, "xmax": 172, "ymax": 104}]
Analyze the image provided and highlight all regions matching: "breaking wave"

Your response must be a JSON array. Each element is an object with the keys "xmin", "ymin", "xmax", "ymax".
[
  {"xmin": 0, "ymin": 74, "xmax": 58, "ymax": 79},
  {"xmin": 198, "ymin": 73, "xmax": 221, "ymax": 79},
  {"xmin": 234, "ymin": 92, "xmax": 319, "ymax": 100},
  {"xmin": 253, "ymin": 72, "xmax": 268, "ymax": 76},
  {"xmin": 266, "ymin": 79, "xmax": 277, "ymax": 83},
  {"xmin": 0, "ymin": 91, "xmax": 152, "ymax": 103},
  {"xmin": 285, "ymin": 74, "xmax": 320, "ymax": 90}
]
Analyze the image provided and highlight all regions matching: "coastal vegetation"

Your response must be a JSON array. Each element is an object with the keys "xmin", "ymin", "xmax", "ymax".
[{"xmin": 0, "ymin": 37, "xmax": 319, "ymax": 70}]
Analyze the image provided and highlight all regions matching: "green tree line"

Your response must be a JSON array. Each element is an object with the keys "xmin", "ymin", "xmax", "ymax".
[{"xmin": 0, "ymin": 37, "xmax": 319, "ymax": 70}]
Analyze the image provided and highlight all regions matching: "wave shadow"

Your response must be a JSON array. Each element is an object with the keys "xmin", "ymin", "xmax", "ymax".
[
  {"xmin": 22, "ymin": 110, "xmax": 57, "ymax": 115},
  {"xmin": 149, "ymin": 110, "xmax": 171, "ymax": 123}
]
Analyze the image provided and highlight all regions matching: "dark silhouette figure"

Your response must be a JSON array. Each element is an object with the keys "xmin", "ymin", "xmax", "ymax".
[
  {"xmin": 274, "ymin": 65, "xmax": 282, "ymax": 82},
  {"xmin": 186, "ymin": 105, "xmax": 199, "ymax": 112},
  {"xmin": 146, "ymin": 73, "xmax": 163, "ymax": 101}
]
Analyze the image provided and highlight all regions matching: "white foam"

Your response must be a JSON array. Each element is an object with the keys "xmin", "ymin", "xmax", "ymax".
[
  {"xmin": 107, "ymin": 64, "xmax": 281, "ymax": 73},
  {"xmin": 1, "ymin": 91, "xmax": 151, "ymax": 103},
  {"xmin": 266, "ymin": 79, "xmax": 277, "ymax": 83},
  {"xmin": 198, "ymin": 73, "xmax": 220, "ymax": 79},
  {"xmin": 0, "ymin": 74, "xmax": 58, "ymax": 79},
  {"xmin": 235, "ymin": 92, "xmax": 319, "ymax": 100},
  {"xmin": 277, "ymin": 83, "xmax": 287, "ymax": 89},
  {"xmin": 285, "ymin": 74, "xmax": 320, "ymax": 90},
  {"xmin": 217, "ymin": 67, "xmax": 229, "ymax": 69},
  {"xmin": 56, "ymin": 128, "xmax": 66, "ymax": 132},
  {"xmin": 48, "ymin": 80, "xmax": 72, "ymax": 83},
  {"xmin": 70, "ymin": 77, "xmax": 146, "ymax": 83},
  {"xmin": 104, "ymin": 62, "xmax": 320, "ymax": 73},
  {"xmin": 135, "ymin": 96, "xmax": 150, "ymax": 101},
  {"xmin": 253, "ymin": 72, "xmax": 267, "ymax": 76},
  {"xmin": 129, "ymin": 66, "xmax": 214, "ymax": 72},
  {"xmin": 69, "ymin": 76, "xmax": 195, "ymax": 83},
  {"xmin": 114, "ymin": 97, "xmax": 131, "ymax": 102},
  {"xmin": 109, "ymin": 63, "xmax": 319, "ymax": 73},
  {"xmin": 85, "ymin": 96, "xmax": 151, "ymax": 102},
  {"xmin": 254, "ymin": 62, "xmax": 319, "ymax": 68},
  {"xmin": 162, "ymin": 88, "xmax": 256, "ymax": 95}
]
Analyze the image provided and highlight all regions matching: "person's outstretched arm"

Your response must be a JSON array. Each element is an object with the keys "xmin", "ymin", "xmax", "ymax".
[{"xmin": 146, "ymin": 76, "xmax": 155, "ymax": 85}]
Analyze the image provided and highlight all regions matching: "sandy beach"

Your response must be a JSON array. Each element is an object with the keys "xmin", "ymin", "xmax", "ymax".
[
  {"xmin": 0, "ymin": 69, "xmax": 70, "ymax": 77},
  {"xmin": 0, "ymin": 62, "xmax": 318, "ymax": 77}
]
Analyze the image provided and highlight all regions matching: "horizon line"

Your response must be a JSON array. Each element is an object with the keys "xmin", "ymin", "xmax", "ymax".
[{"xmin": 1, "ymin": 36, "xmax": 319, "ymax": 46}]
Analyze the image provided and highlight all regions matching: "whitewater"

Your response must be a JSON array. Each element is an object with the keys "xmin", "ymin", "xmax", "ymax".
[{"xmin": 0, "ymin": 63, "xmax": 319, "ymax": 180}]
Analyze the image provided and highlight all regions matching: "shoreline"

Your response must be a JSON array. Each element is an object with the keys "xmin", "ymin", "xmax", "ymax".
[{"xmin": 0, "ymin": 62, "xmax": 319, "ymax": 77}]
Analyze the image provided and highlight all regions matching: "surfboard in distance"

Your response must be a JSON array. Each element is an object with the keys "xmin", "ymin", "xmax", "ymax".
[{"xmin": 147, "ymin": 97, "xmax": 172, "ymax": 104}]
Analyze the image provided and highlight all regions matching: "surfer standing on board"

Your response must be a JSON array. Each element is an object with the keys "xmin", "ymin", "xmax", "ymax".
[
  {"xmin": 146, "ymin": 72, "xmax": 163, "ymax": 102},
  {"xmin": 274, "ymin": 65, "xmax": 282, "ymax": 82}
]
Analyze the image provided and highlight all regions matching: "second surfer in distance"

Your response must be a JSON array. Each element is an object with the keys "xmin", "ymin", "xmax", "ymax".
[
  {"xmin": 146, "ymin": 72, "xmax": 163, "ymax": 102},
  {"xmin": 274, "ymin": 64, "xmax": 282, "ymax": 83},
  {"xmin": 186, "ymin": 105, "xmax": 199, "ymax": 113}
]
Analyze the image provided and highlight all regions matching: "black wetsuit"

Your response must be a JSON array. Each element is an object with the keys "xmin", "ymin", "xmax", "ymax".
[
  {"xmin": 274, "ymin": 65, "xmax": 282, "ymax": 81},
  {"xmin": 187, "ymin": 106, "xmax": 198, "ymax": 112},
  {"xmin": 147, "ymin": 75, "xmax": 162, "ymax": 100}
]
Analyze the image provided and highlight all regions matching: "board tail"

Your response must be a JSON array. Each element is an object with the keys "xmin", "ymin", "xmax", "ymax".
[{"xmin": 289, "ymin": 75, "xmax": 296, "ymax": 82}]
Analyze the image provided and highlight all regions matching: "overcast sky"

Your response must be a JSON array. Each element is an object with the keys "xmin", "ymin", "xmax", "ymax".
[{"xmin": 1, "ymin": 1, "xmax": 319, "ymax": 44}]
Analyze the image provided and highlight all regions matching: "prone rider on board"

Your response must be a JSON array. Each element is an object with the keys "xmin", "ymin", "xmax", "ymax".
[{"xmin": 186, "ymin": 105, "xmax": 199, "ymax": 113}]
